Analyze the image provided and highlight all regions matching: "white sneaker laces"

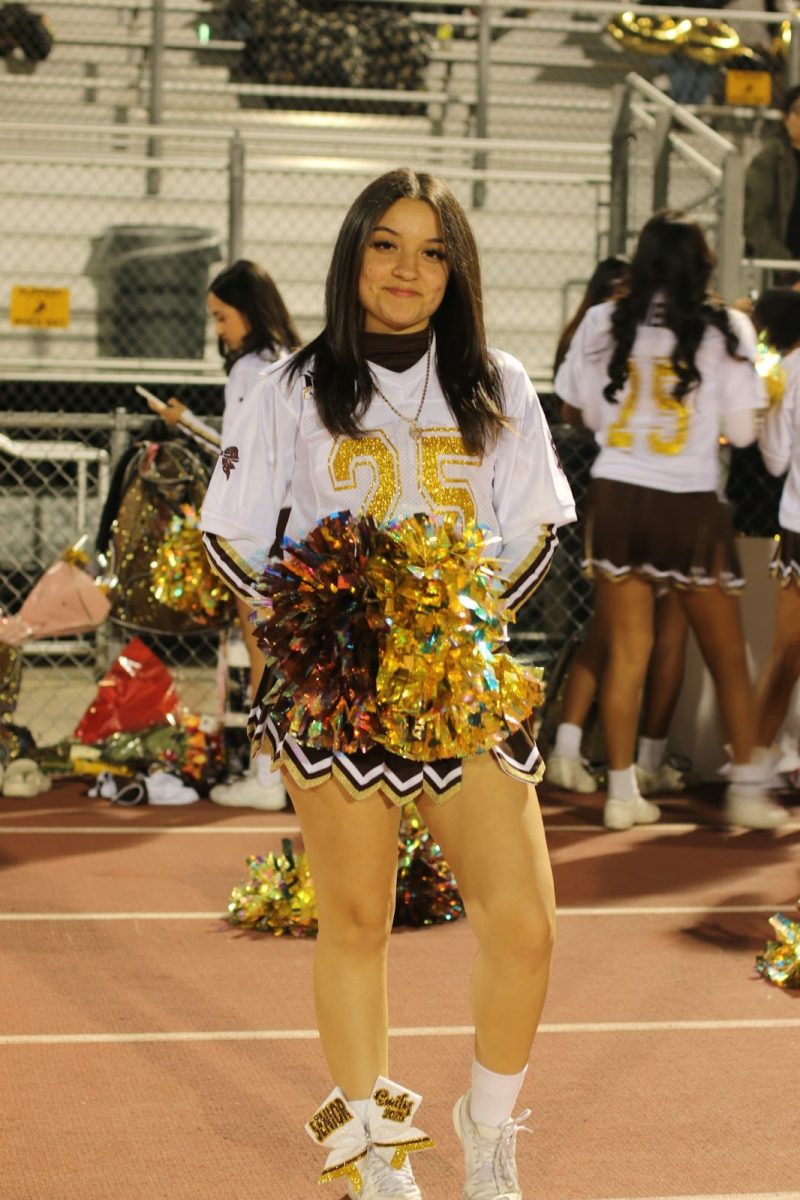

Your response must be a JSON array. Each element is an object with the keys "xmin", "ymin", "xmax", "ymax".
[
  {"xmin": 364, "ymin": 1146, "xmax": 421, "ymax": 1198},
  {"xmin": 473, "ymin": 1109, "xmax": 532, "ymax": 1195}
]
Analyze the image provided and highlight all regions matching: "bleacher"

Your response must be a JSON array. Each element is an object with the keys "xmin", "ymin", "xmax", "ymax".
[{"xmin": 1, "ymin": 0, "xmax": 639, "ymax": 395}]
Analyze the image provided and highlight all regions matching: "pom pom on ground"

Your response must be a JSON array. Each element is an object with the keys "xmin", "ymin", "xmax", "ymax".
[{"xmin": 225, "ymin": 806, "xmax": 463, "ymax": 936}]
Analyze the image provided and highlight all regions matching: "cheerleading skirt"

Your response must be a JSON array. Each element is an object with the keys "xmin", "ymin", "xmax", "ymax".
[
  {"xmin": 583, "ymin": 478, "xmax": 744, "ymax": 593},
  {"xmin": 769, "ymin": 528, "xmax": 800, "ymax": 585},
  {"xmin": 248, "ymin": 702, "xmax": 544, "ymax": 806}
]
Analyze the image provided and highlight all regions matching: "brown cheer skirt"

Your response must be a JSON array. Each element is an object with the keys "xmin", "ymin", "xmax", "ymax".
[
  {"xmin": 248, "ymin": 707, "xmax": 544, "ymax": 806},
  {"xmin": 583, "ymin": 478, "xmax": 744, "ymax": 593},
  {"xmin": 769, "ymin": 528, "xmax": 800, "ymax": 585}
]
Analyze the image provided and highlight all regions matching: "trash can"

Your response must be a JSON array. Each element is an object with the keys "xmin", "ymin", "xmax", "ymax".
[{"xmin": 86, "ymin": 225, "xmax": 222, "ymax": 359}]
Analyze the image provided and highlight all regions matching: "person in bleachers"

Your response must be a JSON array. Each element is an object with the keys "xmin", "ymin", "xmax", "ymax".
[{"xmin": 745, "ymin": 84, "xmax": 800, "ymax": 282}]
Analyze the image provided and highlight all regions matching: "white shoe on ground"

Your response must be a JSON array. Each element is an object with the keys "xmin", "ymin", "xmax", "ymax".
[
  {"xmin": 209, "ymin": 766, "xmax": 285, "ymax": 811},
  {"xmin": 635, "ymin": 761, "xmax": 686, "ymax": 795},
  {"xmin": 545, "ymin": 754, "xmax": 597, "ymax": 794},
  {"xmin": 453, "ymin": 1092, "xmax": 530, "ymax": 1200},
  {"xmin": 603, "ymin": 794, "xmax": 661, "ymax": 831},
  {"xmin": 345, "ymin": 1148, "xmax": 423, "ymax": 1199},
  {"xmin": 725, "ymin": 785, "xmax": 788, "ymax": 831}
]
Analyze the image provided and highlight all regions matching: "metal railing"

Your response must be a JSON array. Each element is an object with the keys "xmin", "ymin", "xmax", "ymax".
[{"xmin": 610, "ymin": 72, "xmax": 748, "ymax": 300}]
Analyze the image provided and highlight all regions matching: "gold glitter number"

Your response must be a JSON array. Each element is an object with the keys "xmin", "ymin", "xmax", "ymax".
[
  {"xmin": 648, "ymin": 359, "xmax": 690, "ymax": 455},
  {"xmin": 606, "ymin": 360, "xmax": 690, "ymax": 455},
  {"xmin": 329, "ymin": 434, "xmax": 400, "ymax": 523},
  {"xmin": 606, "ymin": 362, "xmax": 638, "ymax": 449},
  {"xmin": 418, "ymin": 432, "xmax": 479, "ymax": 524}
]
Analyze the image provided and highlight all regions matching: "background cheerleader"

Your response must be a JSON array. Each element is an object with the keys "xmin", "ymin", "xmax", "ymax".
[
  {"xmin": 146, "ymin": 259, "xmax": 300, "ymax": 810},
  {"xmin": 549, "ymin": 254, "xmax": 692, "ymax": 801},
  {"xmin": 753, "ymin": 288, "xmax": 800, "ymax": 770},
  {"xmin": 555, "ymin": 210, "xmax": 786, "ymax": 831}
]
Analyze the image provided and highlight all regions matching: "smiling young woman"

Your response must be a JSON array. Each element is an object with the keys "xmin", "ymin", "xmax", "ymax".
[{"xmin": 200, "ymin": 168, "xmax": 576, "ymax": 1200}]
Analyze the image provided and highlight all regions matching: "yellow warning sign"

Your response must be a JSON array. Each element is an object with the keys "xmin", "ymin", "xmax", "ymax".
[
  {"xmin": 725, "ymin": 70, "xmax": 772, "ymax": 108},
  {"xmin": 9, "ymin": 286, "xmax": 71, "ymax": 328}
]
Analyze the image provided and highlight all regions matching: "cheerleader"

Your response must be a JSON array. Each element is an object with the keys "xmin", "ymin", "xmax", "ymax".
[
  {"xmin": 753, "ymin": 289, "xmax": 800, "ymax": 768},
  {"xmin": 147, "ymin": 260, "xmax": 300, "ymax": 810},
  {"xmin": 555, "ymin": 211, "xmax": 786, "ymax": 832},
  {"xmin": 200, "ymin": 168, "xmax": 575, "ymax": 1199},
  {"xmin": 549, "ymin": 255, "xmax": 692, "ymax": 800},
  {"xmin": 150, "ymin": 258, "xmax": 301, "ymax": 453}
]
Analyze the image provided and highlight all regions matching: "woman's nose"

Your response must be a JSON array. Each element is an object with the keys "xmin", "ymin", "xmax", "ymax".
[{"xmin": 393, "ymin": 250, "xmax": 417, "ymax": 278}]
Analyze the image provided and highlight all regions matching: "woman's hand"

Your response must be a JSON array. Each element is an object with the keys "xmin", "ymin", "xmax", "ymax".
[{"xmin": 157, "ymin": 397, "xmax": 186, "ymax": 426}]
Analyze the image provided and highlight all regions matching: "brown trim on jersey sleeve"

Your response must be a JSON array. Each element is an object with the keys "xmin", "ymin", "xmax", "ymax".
[
  {"xmin": 501, "ymin": 524, "xmax": 558, "ymax": 615},
  {"xmin": 202, "ymin": 532, "xmax": 263, "ymax": 604}
]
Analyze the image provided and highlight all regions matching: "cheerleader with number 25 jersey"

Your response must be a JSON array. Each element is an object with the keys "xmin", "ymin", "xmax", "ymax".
[
  {"xmin": 200, "ymin": 168, "xmax": 575, "ymax": 1200},
  {"xmin": 555, "ymin": 210, "xmax": 786, "ymax": 834}
]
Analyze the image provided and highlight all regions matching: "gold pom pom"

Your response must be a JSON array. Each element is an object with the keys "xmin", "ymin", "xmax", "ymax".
[{"xmin": 367, "ymin": 515, "xmax": 543, "ymax": 761}]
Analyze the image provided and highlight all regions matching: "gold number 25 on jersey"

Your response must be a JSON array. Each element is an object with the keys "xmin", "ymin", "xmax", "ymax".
[
  {"xmin": 329, "ymin": 429, "xmax": 480, "ymax": 524},
  {"xmin": 606, "ymin": 360, "xmax": 690, "ymax": 455}
]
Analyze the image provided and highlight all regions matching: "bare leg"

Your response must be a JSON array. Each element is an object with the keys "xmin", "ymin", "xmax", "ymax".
[
  {"xmin": 755, "ymin": 580, "xmax": 800, "ymax": 748},
  {"xmin": 641, "ymin": 590, "xmax": 690, "ymax": 739},
  {"xmin": 677, "ymin": 585, "xmax": 755, "ymax": 763},
  {"xmin": 284, "ymin": 775, "xmax": 402, "ymax": 1098},
  {"xmin": 418, "ymin": 755, "xmax": 555, "ymax": 1073},
  {"xmin": 559, "ymin": 614, "xmax": 606, "ymax": 728},
  {"xmin": 595, "ymin": 575, "xmax": 656, "ymax": 770},
  {"xmin": 234, "ymin": 594, "xmax": 266, "ymax": 703}
]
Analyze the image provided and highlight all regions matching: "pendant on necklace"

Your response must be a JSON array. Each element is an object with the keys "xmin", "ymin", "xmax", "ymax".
[{"xmin": 409, "ymin": 421, "xmax": 422, "ymax": 440}]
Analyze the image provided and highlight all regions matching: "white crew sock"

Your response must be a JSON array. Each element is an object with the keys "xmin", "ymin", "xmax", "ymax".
[
  {"xmin": 636, "ymin": 736, "xmax": 667, "ymax": 772},
  {"xmin": 607, "ymin": 765, "xmax": 639, "ymax": 800},
  {"xmin": 728, "ymin": 762, "xmax": 767, "ymax": 787},
  {"xmin": 553, "ymin": 722, "xmax": 582, "ymax": 760},
  {"xmin": 469, "ymin": 1059, "xmax": 528, "ymax": 1128}
]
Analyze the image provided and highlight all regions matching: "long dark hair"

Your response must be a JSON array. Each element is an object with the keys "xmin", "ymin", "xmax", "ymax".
[
  {"xmin": 287, "ymin": 167, "xmax": 505, "ymax": 457},
  {"xmin": 209, "ymin": 259, "xmax": 301, "ymax": 372},
  {"xmin": 604, "ymin": 211, "xmax": 742, "ymax": 404},
  {"xmin": 553, "ymin": 255, "xmax": 630, "ymax": 376}
]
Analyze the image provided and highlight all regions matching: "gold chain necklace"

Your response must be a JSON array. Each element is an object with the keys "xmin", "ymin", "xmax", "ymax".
[{"xmin": 370, "ymin": 328, "xmax": 432, "ymax": 441}]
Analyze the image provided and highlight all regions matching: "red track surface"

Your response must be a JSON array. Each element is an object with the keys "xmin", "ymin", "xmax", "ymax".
[{"xmin": 2, "ymin": 781, "xmax": 798, "ymax": 1200}]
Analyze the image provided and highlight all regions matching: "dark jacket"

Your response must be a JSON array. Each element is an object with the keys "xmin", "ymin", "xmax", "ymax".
[{"xmin": 744, "ymin": 130, "xmax": 798, "ymax": 261}]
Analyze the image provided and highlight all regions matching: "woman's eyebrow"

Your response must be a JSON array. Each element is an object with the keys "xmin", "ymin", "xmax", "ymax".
[{"xmin": 372, "ymin": 224, "xmax": 445, "ymax": 244}]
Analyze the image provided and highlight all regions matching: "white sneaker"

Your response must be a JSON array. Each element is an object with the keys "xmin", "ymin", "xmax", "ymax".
[
  {"xmin": 346, "ymin": 1148, "xmax": 423, "ymax": 1199},
  {"xmin": 209, "ymin": 769, "xmax": 286, "ymax": 811},
  {"xmin": 635, "ymin": 762, "xmax": 686, "ymax": 795},
  {"xmin": 725, "ymin": 785, "xmax": 788, "ymax": 831},
  {"xmin": 545, "ymin": 754, "xmax": 597, "ymax": 794},
  {"xmin": 453, "ymin": 1092, "xmax": 530, "ymax": 1200},
  {"xmin": 603, "ymin": 794, "xmax": 661, "ymax": 831}
]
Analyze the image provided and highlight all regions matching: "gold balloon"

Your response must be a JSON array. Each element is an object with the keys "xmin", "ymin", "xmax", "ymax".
[
  {"xmin": 682, "ymin": 18, "xmax": 742, "ymax": 66},
  {"xmin": 607, "ymin": 12, "xmax": 692, "ymax": 57}
]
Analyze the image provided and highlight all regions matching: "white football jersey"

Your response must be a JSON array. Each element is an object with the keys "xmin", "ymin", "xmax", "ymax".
[
  {"xmin": 221, "ymin": 348, "xmax": 287, "ymax": 446},
  {"xmin": 200, "ymin": 338, "xmax": 576, "ymax": 609},
  {"xmin": 554, "ymin": 300, "xmax": 765, "ymax": 492},
  {"xmin": 759, "ymin": 346, "xmax": 800, "ymax": 532}
]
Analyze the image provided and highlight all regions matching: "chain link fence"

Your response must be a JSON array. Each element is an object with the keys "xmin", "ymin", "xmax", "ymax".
[
  {"xmin": 1, "ymin": 122, "xmax": 610, "ymax": 402},
  {"xmin": 0, "ymin": 408, "xmax": 602, "ymax": 752}
]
